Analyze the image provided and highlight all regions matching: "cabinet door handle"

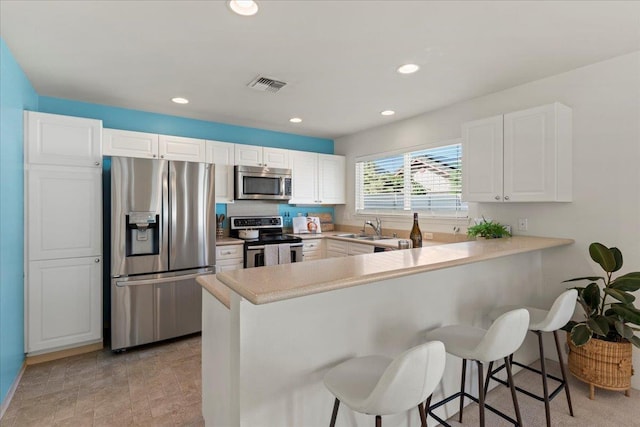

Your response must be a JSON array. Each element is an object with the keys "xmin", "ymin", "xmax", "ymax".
[
  {"xmin": 504, "ymin": 196, "xmax": 510, "ymax": 201},
  {"xmin": 95, "ymin": 258, "xmax": 100, "ymax": 263},
  {"xmin": 95, "ymin": 161, "xmax": 100, "ymax": 166},
  {"xmin": 160, "ymin": 155, "xmax": 165, "ymax": 159},
  {"xmin": 153, "ymin": 154, "xmax": 157, "ymax": 158},
  {"xmin": 494, "ymin": 195, "xmax": 501, "ymax": 200}
]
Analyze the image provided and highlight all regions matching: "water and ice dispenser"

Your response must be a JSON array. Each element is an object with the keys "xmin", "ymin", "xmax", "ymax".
[{"xmin": 125, "ymin": 212, "xmax": 160, "ymax": 256}]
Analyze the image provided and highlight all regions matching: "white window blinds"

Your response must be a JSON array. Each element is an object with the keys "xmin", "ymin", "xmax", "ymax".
[{"xmin": 355, "ymin": 142, "xmax": 467, "ymax": 217}]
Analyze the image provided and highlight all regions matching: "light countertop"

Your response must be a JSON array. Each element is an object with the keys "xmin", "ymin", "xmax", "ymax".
[
  {"xmin": 199, "ymin": 236, "xmax": 573, "ymax": 305},
  {"xmin": 215, "ymin": 237, "xmax": 243, "ymax": 246}
]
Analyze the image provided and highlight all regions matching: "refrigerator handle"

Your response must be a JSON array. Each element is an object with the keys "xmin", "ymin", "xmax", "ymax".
[{"xmin": 116, "ymin": 272, "xmax": 206, "ymax": 287}]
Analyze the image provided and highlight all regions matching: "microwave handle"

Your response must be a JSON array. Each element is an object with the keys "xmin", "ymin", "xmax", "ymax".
[{"xmin": 280, "ymin": 176, "xmax": 286, "ymax": 196}]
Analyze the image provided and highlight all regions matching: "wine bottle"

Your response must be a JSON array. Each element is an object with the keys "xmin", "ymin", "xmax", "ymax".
[{"xmin": 409, "ymin": 212, "xmax": 422, "ymax": 248}]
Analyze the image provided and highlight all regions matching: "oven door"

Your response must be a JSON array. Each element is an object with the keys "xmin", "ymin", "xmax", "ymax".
[{"xmin": 245, "ymin": 243, "xmax": 303, "ymax": 268}]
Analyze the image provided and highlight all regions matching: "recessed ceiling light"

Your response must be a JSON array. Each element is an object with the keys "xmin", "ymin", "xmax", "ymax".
[
  {"xmin": 228, "ymin": 0, "xmax": 259, "ymax": 16},
  {"xmin": 171, "ymin": 97, "xmax": 189, "ymax": 104},
  {"xmin": 397, "ymin": 64, "xmax": 420, "ymax": 74},
  {"xmin": 289, "ymin": 117, "xmax": 302, "ymax": 123},
  {"xmin": 381, "ymin": 110, "xmax": 395, "ymax": 116}
]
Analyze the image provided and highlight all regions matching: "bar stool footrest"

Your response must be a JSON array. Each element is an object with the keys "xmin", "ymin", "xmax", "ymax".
[
  {"xmin": 488, "ymin": 360, "xmax": 567, "ymax": 402},
  {"xmin": 428, "ymin": 391, "xmax": 520, "ymax": 427}
]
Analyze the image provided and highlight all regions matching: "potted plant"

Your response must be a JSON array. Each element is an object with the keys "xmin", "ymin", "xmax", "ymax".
[
  {"xmin": 563, "ymin": 242, "xmax": 640, "ymax": 399},
  {"xmin": 466, "ymin": 217, "xmax": 511, "ymax": 239}
]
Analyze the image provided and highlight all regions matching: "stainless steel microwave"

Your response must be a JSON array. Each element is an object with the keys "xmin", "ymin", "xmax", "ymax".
[{"xmin": 234, "ymin": 165, "xmax": 292, "ymax": 200}]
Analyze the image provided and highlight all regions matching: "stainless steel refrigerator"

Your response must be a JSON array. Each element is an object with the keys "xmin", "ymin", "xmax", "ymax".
[{"xmin": 110, "ymin": 157, "xmax": 215, "ymax": 351}]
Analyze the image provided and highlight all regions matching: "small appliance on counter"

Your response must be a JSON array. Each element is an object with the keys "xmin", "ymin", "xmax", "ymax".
[{"xmin": 292, "ymin": 216, "xmax": 322, "ymax": 234}]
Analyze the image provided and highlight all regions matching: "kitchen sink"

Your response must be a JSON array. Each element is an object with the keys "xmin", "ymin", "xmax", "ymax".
[
  {"xmin": 357, "ymin": 236, "xmax": 394, "ymax": 241},
  {"xmin": 336, "ymin": 233, "xmax": 394, "ymax": 241}
]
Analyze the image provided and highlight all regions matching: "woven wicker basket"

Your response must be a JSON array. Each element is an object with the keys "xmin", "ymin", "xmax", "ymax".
[{"xmin": 567, "ymin": 333, "xmax": 633, "ymax": 399}]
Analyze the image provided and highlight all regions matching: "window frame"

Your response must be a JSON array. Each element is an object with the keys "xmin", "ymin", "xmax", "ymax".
[{"xmin": 354, "ymin": 138, "xmax": 468, "ymax": 219}]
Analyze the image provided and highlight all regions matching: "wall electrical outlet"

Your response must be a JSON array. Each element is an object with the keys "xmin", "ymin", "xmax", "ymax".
[
  {"xmin": 423, "ymin": 232, "xmax": 434, "ymax": 240},
  {"xmin": 518, "ymin": 218, "xmax": 528, "ymax": 231}
]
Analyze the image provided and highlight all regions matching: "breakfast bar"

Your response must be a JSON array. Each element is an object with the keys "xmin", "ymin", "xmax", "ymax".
[{"xmin": 197, "ymin": 236, "xmax": 573, "ymax": 427}]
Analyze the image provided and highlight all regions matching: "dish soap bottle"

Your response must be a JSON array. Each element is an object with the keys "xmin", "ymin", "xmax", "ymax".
[{"xmin": 409, "ymin": 212, "xmax": 422, "ymax": 248}]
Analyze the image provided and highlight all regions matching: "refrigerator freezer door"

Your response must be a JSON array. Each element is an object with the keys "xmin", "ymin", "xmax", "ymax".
[
  {"xmin": 110, "ymin": 269, "xmax": 208, "ymax": 350},
  {"xmin": 169, "ymin": 161, "xmax": 215, "ymax": 271},
  {"xmin": 111, "ymin": 157, "xmax": 169, "ymax": 276}
]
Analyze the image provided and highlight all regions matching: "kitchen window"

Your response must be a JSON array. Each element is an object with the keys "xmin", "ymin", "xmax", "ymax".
[{"xmin": 355, "ymin": 140, "xmax": 467, "ymax": 218}]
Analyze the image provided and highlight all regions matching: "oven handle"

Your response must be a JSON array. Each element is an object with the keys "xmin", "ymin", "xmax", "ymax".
[{"xmin": 246, "ymin": 243, "xmax": 303, "ymax": 251}]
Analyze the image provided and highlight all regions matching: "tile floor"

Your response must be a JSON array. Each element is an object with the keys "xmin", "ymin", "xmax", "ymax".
[{"xmin": 0, "ymin": 335, "xmax": 203, "ymax": 427}]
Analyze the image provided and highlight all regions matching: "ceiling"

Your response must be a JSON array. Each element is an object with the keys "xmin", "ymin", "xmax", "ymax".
[{"xmin": 1, "ymin": 1, "xmax": 639, "ymax": 139}]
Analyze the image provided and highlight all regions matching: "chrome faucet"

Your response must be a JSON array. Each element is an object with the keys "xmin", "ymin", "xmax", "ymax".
[{"xmin": 364, "ymin": 217, "xmax": 383, "ymax": 237}]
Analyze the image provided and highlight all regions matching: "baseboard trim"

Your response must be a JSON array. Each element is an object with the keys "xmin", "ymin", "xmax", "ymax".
[
  {"xmin": 26, "ymin": 341, "xmax": 103, "ymax": 365},
  {"xmin": 0, "ymin": 362, "xmax": 26, "ymax": 420}
]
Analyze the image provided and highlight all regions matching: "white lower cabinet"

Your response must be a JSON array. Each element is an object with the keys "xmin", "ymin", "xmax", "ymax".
[
  {"xmin": 325, "ymin": 239, "xmax": 374, "ymax": 257},
  {"xmin": 216, "ymin": 244, "xmax": 244, "ymax": 271},
  {"xmin": 302, "ymin": 239, "xmax": 324, "ymax": 261},
  {"xmin": 325, "ymin": 239, "xmax": 348, "ymax": 258},
  {"xmin": 27, "ymin": 257, "xmax": 102, "ymax": 353},
  {"xmin": 348, "ymin": 242, "xmax": 375, "ymax": 256}
]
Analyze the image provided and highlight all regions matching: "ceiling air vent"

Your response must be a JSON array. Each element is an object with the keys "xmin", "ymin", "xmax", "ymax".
[{"xmin": 247, "ymin": 76, "xmax": 287, "ymax": 93}]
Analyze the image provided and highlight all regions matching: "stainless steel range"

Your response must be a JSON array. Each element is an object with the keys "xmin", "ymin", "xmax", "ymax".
[{"xmin": 230, "ymin": 216, "xmax": 303, "ymax": 268}]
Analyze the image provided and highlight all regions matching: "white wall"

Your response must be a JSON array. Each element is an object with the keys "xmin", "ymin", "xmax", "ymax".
[{"xmin": 335, "ymin": 52, "xmax": 640, "ymax": 389}]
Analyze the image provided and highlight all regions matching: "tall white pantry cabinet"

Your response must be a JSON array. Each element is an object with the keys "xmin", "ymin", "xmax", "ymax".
[{"xmin": 24, "ymin": 111, "xmax": 103, "ymax": 355}]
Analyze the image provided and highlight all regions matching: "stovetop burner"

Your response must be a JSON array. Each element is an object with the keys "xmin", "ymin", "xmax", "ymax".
[{"xmin": 229, "ymin": 215, "xmax": 302, "ymax": 246}]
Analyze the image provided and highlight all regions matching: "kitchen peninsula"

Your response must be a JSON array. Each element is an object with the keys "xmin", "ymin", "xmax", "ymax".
[{"xmin": 197, "ymin": 236, "xmax": 572, "ymax": 427}]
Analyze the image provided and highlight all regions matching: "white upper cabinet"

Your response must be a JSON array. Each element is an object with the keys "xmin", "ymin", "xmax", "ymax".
[
  {"xmin": 263, "ymin": 147, "xmax": 290, "ymax": 169},
  {"xmin": 158, "ymin": 134, "xmax": 206, "ymax": 162},
  {"xmin": 290, "ymin": 151, "xmax": 346, "ymax": 205},
  {"xmin": 235, "ymin": 144, "xmax": 290, "ymax": 168},
  {"xmin": 290, "ymin": 151, "xmax": 319, "ymax": 204},
  {"xmin": 462, "ymin": 102, "xmax": 572, "ymax": 202},
  {"xmin": 318, "ymin": 154, "xmax": 346, "ymax": 204},
  {"xmin": 103, "ymin": 129, "xmax": 159, "ymax": 158},
  {"xmin": 206, "ymin": 140, "xmax": 235, "ymax": 203},
  {"xmin": 103, "ymin": 129, "xmax": 205, "ymax": 162},
  {"xmin": 25, "ymin": 111, "xmax": 102, "ymax": 167},
  {"xmin": 503, "ymin": 103, "xmax": 572, "ymax": 202},
  {"xmin": 462, "ymin": 115, "xmax": 504, "ymax": 202}
]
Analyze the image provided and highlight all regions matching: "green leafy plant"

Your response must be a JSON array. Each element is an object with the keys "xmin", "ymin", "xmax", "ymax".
[
  {"xmin": 563, "ymin": 242, "xmax": 640, "ymax": 348},
  {"xmin": 466, "ymin": 217, "xmax": 511, "ymax": 239}
]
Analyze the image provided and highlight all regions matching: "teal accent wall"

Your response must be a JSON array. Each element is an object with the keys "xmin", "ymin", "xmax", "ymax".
[
  {"xmin": 38, "ymin": 96, "xmax": 334, "ymax": 153},
  {"xmin": 0, "ymin": 39, "xmax": 38, "ymax": 403}
]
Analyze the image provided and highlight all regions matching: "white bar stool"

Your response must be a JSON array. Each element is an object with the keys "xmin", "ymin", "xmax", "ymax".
[
  {"xmin": 323, "ymin": 341, "xmax": 446, "ymax": 427},
  {"xmin": 486, "ymin": 289, "xmax": 577, "ymax": 427},
  {"xmin": 424, "ymin": 308, "xmax": 529, "ymax": 427}
]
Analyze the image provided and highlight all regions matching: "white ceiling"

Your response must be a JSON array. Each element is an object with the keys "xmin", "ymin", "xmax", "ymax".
[{"xmin": 1, "ymin": 1, "xmax": 639, "ymax": 139}]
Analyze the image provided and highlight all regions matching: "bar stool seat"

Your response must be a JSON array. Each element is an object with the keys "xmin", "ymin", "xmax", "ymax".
[
  {"xmin": 424, "ymin": 309, "xmax": 529, "ymax": 427},
  {"xmin": 324, "ymin": 341, "xmax": 446, "ymax": 427},
  {"xmin": 486, "ymin": 289, "xmax": 577, "ymax": 427}
]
